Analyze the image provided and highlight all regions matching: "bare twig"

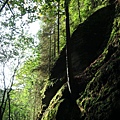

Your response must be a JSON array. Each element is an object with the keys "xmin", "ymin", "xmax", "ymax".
[
  {"xmin": 8, "ymin": 58, "xmax": 21, "ymax": 90},
  {"xmin": 2, "ymin": 62, "xmax": 6, "ymax": 89},
  {"xmin": 0, "ymin": 0, "xmax": 9, "ymax": 12},
  {"xmin": 7, "ymin": 3, "xmax": 15, "ymax": 16}
]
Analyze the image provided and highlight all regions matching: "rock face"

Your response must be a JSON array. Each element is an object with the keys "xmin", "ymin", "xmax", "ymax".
[
  {"xmin": 40, "ymin": 43, "xmax": 120, "ymax": 120},
  {"xmin": 46, "ymin": 47, "xmax": 120, "ymax": 120},
  {"xmin": 78, "ymin": 47, "xmax": 120, "ymax": 120},
  {"xmin": 50, "ymin": 4, "xmax": 115, "ymax": 80},
  {"xmin": 39, "ymin": 3, "xmax": 120, "ymax": 120}
]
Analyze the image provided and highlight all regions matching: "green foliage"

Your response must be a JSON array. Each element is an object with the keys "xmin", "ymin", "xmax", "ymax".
[
  {"xmin": 0, "ymin": 0, "xmax": 40, "ymax": 119},
  {"xmin": 1, "ymin": 0, "xmax": 118, "ymax": 119},
  {"xmin": 6, "ymin": 56, "xmax": 41, "ymax": 120}
]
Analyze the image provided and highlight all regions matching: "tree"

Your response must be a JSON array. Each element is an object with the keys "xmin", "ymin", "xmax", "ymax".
[
  {"xmin": 0, "ymin": 0, "xmax": 40, "ymax": 119},
  {"xmin": 65, "ymin": 0, "xmax": 74, "ymax": 95},
  {"xmin": 0, "ymin": 59, "xmax": 20, "ymax": 120},
  {"xmin": 57, "ymin": 0, "xmax": 60, "ymax": 54}
]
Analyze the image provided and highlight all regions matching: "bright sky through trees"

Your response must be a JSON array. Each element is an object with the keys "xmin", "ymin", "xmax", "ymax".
[{"xmin": 0, "ymin": 20, "xmax": 40, "ymax": 89}]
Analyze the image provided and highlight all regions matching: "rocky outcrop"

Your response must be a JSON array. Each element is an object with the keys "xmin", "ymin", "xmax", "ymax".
[
  {"xmin": 40, "ymin": 41, "xmax": 120, "ymax": 120},
  {"xmin": 50, "ymin": 4, "xmax": 115, "ymax": 80},
  {"xmin": 38, "ymin": 3, "xmax": 120, "ymax": 120}
]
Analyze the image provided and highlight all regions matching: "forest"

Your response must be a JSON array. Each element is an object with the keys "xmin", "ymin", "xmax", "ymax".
[{"xmin": 0, "ymin": 0, "xmax": 120, "ymax": 120}]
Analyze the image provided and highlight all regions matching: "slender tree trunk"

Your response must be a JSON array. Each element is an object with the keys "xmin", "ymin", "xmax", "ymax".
[
  {"xmin": 54, "ymin": 24, "xmax": 56, "ymax": 58},
  {"xmin": 65, "ymin": 0, "xmax": 74, "ymax": 95},
  {"xmin": 0, "ymin": 107, "xmax": 2, "ymax": 120},
  {"xmin": 57, "ymin": 0, "xmax": 60, "ymax": 54},
  {"xmin": 0, "ymin": 89, "xmax": 7, "ymax": 120},
  {"xmin": 49, "ymin": 32, "xmax": 52, "ymax": 73},
  {"xmin": 8, "ymin": 93, "xmax": 10, "ymax": 120},
  {"xmin": 33, "ymin": 94, "xmax": 36, "ymax": 120}
]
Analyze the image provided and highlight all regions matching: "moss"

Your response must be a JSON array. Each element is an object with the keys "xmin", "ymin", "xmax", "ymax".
[
  {"xmin": 39, "ymin": 3, "xmax": 120, "ymax": 120},
  {"xmin": 78, "ymin": 54, "xmax": 120, "ymax": 120},
  {"xmin": 41, "ymin": 99, "xmax": 63, "ymax": 120},
  {"xmin": 41, "ymin": 85, "xmax": 65, "ymax": 120},
  {"xmin": 41, "ymin": 49, "xmax": 120, "ymax": 120}
]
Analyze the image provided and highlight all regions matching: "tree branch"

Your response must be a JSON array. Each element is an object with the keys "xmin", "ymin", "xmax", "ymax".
[
  {"xmin": 0, "ymin": 0, "xmax": 9, "ymax": 12},
  {"xmin": 8, "ymin": 58, "xmax": 20, "ymax": 90},
  {"xmin": 7, "ymin": 3, "xmax": 15, "ymax": 16}
]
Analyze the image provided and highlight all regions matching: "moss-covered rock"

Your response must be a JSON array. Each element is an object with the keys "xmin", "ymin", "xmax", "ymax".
[
  {"xmin": 79, "ymin": 47, "xmax": 120, "ymax": 120},
  {"xmin": 41, "ymin": 45, "xmax": 120, "ymax": 120},
  {"xmin": 38, "ymin": 2, "xmax": 120, "ymax": 120},
  {"xmin": 41, "ymin": 85, "xmax": 65, "ymax": 120}
]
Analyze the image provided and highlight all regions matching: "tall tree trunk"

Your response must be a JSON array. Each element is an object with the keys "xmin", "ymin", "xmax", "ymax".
[
  {"xmin": 0, "ymin": 89, "xmax": 7, "ymax": 120},
  {"xmin": 57, "ymin": 0, "xmax": 60, "ymax": 54},
  {"xmin": 65, "ymin": 0, "xmax": 74, "ymax": 96},
  {"xmin": 8, "ymin": 93, "xmax": 10, "ymax": 120},
  {"xmin": 0, "ymin": 107, "xmax": 2, "ymax": 120},
  {"xmin": 49, "ymin": 32, "xmax": 52, "ymax": 74},
  {"xmin": 54, "ymin": 24, "xmax": 56, "ymax": 58}
]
